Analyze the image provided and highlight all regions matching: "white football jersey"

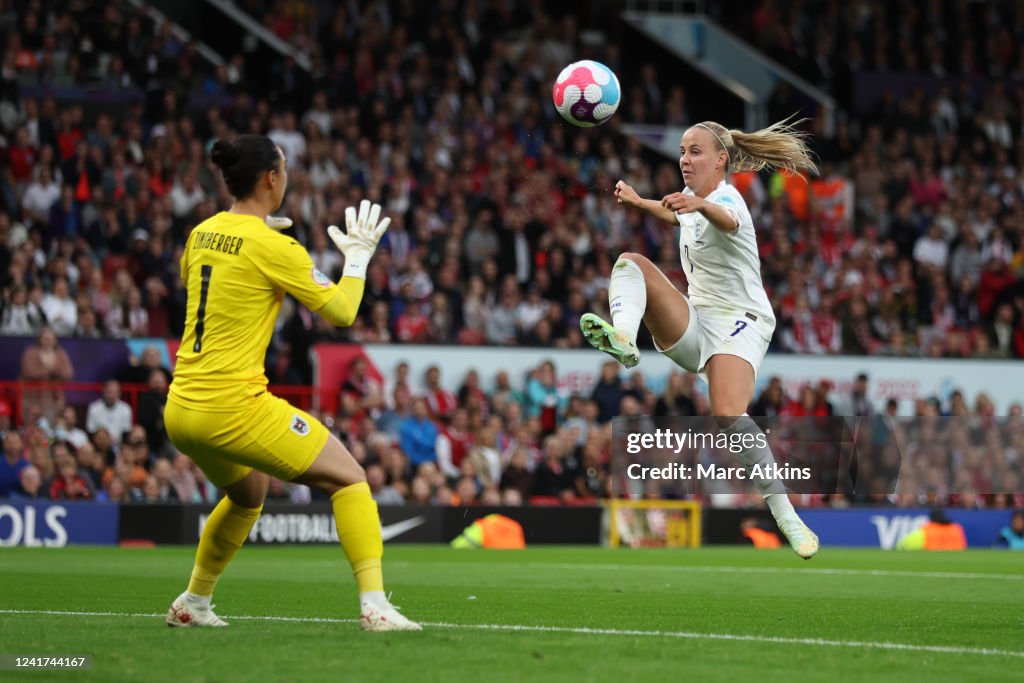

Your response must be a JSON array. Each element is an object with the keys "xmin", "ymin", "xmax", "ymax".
[{"xmin": 676, "ymin": 179, "xmax": 776, "ymax": 334}]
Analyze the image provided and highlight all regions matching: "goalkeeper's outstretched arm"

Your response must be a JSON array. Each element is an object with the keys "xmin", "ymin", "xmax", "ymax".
[
  {"xmin": 316, "ymin": 199, "xmax": 391, "ymax": 327},
  {"xmin": 316, "ymin": 278, "xmax": 365, "ymax": 327},
  {"xmin": 272, "ymin": 200, "xmax": 388, "ymax": 328}
]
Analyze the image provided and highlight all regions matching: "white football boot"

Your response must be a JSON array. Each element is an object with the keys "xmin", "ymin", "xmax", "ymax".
[
  {"xmin": 360, "ymin": 598, "xmax": 422, "ymax": 632},
  {"xmin": 580, "ymin": 313, "xmax": 641, "ymax": 369},
  {"xmin": 778, "ymin": 517, "xmax": 820, "ymax": 560},
  {"xmin": 166, "ymin": 592, "xmax": 228, "ymax": 627}
]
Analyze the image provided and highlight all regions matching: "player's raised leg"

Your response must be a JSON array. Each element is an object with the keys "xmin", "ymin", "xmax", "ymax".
[
  {"xmin": 706, "ymin": 354, "xmax": 819, "ymax": 559},
  {"xmin": 581, "ymin": 252, "xmax": 691, "ymax": 368},
  {"xmin": 167, "ymin": 469, "xmax": 268, "ymax": 627},
  {"xmin": 293, "ymin": 433, "xmax": 421, "ymax": 631}
]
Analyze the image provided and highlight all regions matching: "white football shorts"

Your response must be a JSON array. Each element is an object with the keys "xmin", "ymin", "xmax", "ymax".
[{"xmin": 655, "ymin": 296, "xmax": 773, "ymax": 382}]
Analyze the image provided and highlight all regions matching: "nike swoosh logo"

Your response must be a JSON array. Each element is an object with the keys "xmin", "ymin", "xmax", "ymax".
[{"xmin": 380, "ymin": 516, "xmax": 426, "ymax": 541}]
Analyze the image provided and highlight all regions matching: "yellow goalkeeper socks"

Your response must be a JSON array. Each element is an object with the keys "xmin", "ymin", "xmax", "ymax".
[
  {"xmin": 187, "ymin": 497, "xmax": 263, "ymax": 597},
  {"xmin": 331, "ymin": 482, "xmax": 384, "ymax": 593}
]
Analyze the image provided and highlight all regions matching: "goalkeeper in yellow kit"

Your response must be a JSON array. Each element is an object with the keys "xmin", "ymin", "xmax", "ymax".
[{"xmin": 164, "ymin": 134, "xmax": 420, "ymax": 631}]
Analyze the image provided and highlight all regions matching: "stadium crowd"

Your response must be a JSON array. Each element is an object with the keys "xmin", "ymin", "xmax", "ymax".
[
  {"xmin": 0, "ymin": 1, "xmax": 1020, "ymax": 365},
  {"xmin": 0, "ymin": 1, "xmax": 1021, "ymax": 508},
  {"xmin": 1, "ymin": 344, "xmax": 1023, "ymax": 511}
]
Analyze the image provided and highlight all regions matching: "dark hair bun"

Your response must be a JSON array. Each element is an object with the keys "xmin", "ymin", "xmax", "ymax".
[{"xmin": 211, "ymin": 139, "xmax": 240, "ymax": 169}]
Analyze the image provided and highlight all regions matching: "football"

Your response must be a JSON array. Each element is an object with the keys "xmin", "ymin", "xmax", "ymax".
[{"xmin": 552, "ymin": 60, "xmax": 621, "ymax": 127}]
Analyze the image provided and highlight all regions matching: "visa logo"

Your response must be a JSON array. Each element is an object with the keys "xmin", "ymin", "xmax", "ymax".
[{"xmin": 870, "ymin": 514, "xmax": 928, "ymax": 549}]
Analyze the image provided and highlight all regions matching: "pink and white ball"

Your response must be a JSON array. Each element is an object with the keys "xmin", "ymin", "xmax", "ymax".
[{"xmin": 553, "ymin": 60, "xmax": 621, "ymax": 127}]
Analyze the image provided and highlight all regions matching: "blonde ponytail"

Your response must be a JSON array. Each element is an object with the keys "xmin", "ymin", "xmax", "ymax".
[{"xmin": 696, "ymin": 117, "xmax": 818, "ymax": 176}]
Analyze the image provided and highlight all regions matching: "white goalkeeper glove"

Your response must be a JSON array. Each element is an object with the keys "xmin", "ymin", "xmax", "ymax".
[
  {"xmin": 265, "ymin": 216, "xmax": 293, "ymax": 230},
  {"xmin": 328, "ymin": 199, "xmax": 391, "ymax": 279}
]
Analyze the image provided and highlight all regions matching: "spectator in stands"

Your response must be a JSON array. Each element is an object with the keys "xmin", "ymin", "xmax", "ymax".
[
  {"xmin": 24, "ymin": 429, "xmax": 53, "ymax": 484},
  {"xmin": 191, "ymin": 466, "xmax": 219, "ymax": 504},
  {"xmin": 135, "ymin": 475, "xmax": 170, "ymax": 503},
  {"xmin": 119, "ymin": 345, "xmax": 172, "ymax": 386},
  {"xmin": 86, "ymin": 380, "xmax": 133, "ymax": 445},
  {"xmin": 457, "ymin": 369, "xmax": 490, "ymax": 417},
  {"xmin": 422, "ymin": 365, "xmax": 457, "ymax": 419},
  {"xmin": 485, "ymin": 287, "xmax": 519, "ymax": 345},
  {"xmin": 103, "ymin": 438, "xmax": 148, "ymax": 493},
  {"xmin": 54, "ymin": 406, "xmax": 88, "ymax": 450},
  {"xmin": 149, "ymin": 458, "xmax": 179, "ymax": 502},
  {"xmin": 0, "ymin": 430, "xmax": 29, "ymax": 496},
  {"xmin": 163, "ymin": 453, "xmax": 194, "ymax": 502},
  {"xmin": 48, "ymin": 446, "xmax": 93, "ymax": 500},
  {"xmin": 986, "ymin": 303, "xmax": 1016, "ymax": 358},
  {"xmin": 575, "ymin": 440, "xmax": 609, "ymax": 499},
  {"xmin": 168, "ymin": 169, "xmax": 205, "ymax": 219},
  {"xmin": 524, "ymin": 360, "xmax": 565, "ymax": 426},
  {"xmin": 10, "ymin": 464, "xmax": 43, "ymax": 500},
  {"xmin": 499, "ymin": 447, "xmax": 534, "ymax": 500},
  {"xmin": 340, "ymin": 356, "xmax": 384, "ymax": 422},
  {"xmin": 436, "ymin": 407, "xmax": 472, "ymax": 480},
  {"xmin": 466, "ymin": 422, "xmax": 502, "ymax": 489},
  {"xmin": 399, "ymin": 397, "xmax": 438, "ymax": 468},
  {"xmin": 0, "ymin": 285, "xmax": 47, "ymax": 336},
  {"xmin": 19, "ymin": 326, "xmax": 74, "ymax": 422},
  {"xmin": 846, "ymin": 373, "xmax": 875, "ymax": 417},
  {"xmin": 997, "ymin": 510, "xmax": 1024, "ymax": 550},
  {"xmin": 39, "ymin": 277, "xmax": 76, "ymax": 336},
  {"xmin": 393, "ymin": 289, "xmax": 430, "ymax": 343},
  {"xmin": 490, "ymin": 370, "xmax": 525, "ymax": 413},
  {"xmin": 90, "ymin": 427, "xmax": 116, "ymax": 467},
  {"xmin": 654, "ymin": 372, "xmax": 696, "ymax": 416},
  {"xmin": 531, "ymin": 434, "xmax": 576, "ymax": 502},
  {"xmin": 784, "ymin": 384, "xmax": 831, "ymax": 417},
  {"xmin": 104, "ymin": 287, "xmax": 148, "ymax": 338},
  {"xmin": 367, "ymin": 463, "xmax": 404, "ymax": 506},
  {"xmin": 137, "ymin": 368, "xmax": 171, "ymax": 458},
  {"xmin": 591, "ymin": 361, "xmax": 625, "ymax": 424},
  {"xmin": 74, "ymin": 441, "xmax": 104, "ymax": 492},
  {"xmin": 22, "ymin": 165, "xmax": 61, "ymax": 225},
  {"xmin": 377, "ymin": 384, "xmax": 412, "ymax": 442},
  {"xmin": 750, "ymin": 377, "xmax": 786, "ymax": 417},
  {"xmin": 96, "ymin": 476, "xmax": 128, "ymax": 504}
]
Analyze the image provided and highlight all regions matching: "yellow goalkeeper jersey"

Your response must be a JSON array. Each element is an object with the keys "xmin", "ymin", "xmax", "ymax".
[{"xmin": 170, "ymin": 212, "xmax": 336, "ymax": 410}]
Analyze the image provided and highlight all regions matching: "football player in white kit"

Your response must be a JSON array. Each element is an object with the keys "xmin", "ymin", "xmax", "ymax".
[{"xmin": 581, "ymin": 118, "xmax": 820, "ymax": 558}]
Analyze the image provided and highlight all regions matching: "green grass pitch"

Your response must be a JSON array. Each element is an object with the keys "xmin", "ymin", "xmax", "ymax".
[{"xmin": 1, "ymin": 545, "xmax": 1021, "ymax": 682}]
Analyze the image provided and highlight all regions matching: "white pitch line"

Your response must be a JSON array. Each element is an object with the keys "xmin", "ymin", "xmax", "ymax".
[
  {"xmin": 535, "ymin": 563, "xmax": 1024, "ymax": 581},
  {"xmin": 1, "ymin": 609, "xmax": 1022, "ymax": 659},
  {"xmin": 389, "ymin": 562, "xmax": 1024, "ymax": 582}
]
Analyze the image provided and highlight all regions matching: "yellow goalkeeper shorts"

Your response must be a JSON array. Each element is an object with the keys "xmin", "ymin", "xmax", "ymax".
[{"xmin": 165, "ymin": 392, "xmax": 329, "ymax": 488}]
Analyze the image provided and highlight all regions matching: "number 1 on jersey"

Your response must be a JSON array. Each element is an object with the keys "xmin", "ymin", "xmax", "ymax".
[
  {"xmin": 193, "ymin": 265, "xmax": 213, "ymax": 352},
  {"xmin": 684, "ymin": 245, "xmax": 694, "ymax": 273}
]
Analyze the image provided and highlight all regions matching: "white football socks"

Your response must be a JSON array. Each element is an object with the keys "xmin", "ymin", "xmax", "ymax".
[
  {"xmin": 608, "ymin": 258, "xmax": 646, "ymax": 343},
  {"xmin": 724, "ymin": 413, "xmax": 798, "ymax": 523},
  {"xmin": 765, "ymin": 492, "xmax": 797, "ymax": 523},
  {"xmin": 185, "ymin": 591, "xmax": 212, "ymax": 608},
  {"xmin": 360, "ymin": 591, "xmax": 389, "ymax": 609}
]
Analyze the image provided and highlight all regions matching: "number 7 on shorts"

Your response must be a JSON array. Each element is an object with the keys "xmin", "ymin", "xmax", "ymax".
[{"xmin": 730, "ymin": 320, "xmax": 747, "ymax": 337}]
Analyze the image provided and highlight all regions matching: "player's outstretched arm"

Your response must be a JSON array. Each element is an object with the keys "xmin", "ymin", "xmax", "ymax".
[
  {"xmin": 315, "ymin": 200, "xmax": 391, "ymax": 327},
  {"xmin": 614, "ymin": 180, "xmax": 678, "ymax": 225}
]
